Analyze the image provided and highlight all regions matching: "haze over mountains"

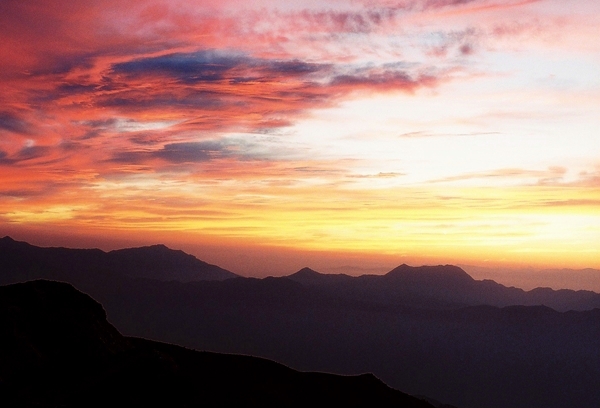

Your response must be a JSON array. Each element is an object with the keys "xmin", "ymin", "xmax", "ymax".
[
  {"xmin": 2, "ymin": 236, "xmax": 600, "ymax": 408},
  {"xmin": 460, "ymin": 264, "xmax": 600, "ymax": 293}
]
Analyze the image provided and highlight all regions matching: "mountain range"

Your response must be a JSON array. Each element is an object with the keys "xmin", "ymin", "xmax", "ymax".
[
  {"xmin": 2, "ymin": 236, "xmax": 600, "ymax": 408},
  {"xmin": 2, "ymin": 235, "xmax": 598, "ymax": 312},
  {"xmin": 286, "ymin": 265, "xmax": 600, "ymax": 312}
]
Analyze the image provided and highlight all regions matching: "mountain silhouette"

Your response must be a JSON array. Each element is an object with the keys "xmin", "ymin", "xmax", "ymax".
[
  {"xmin": 106, "ymin": 243, "xmax": 236, "ymax": 281},
  {"xmin": 386, "ymin": 264, "xmax": 473, "ymax": 281},
  {"xmin": 286, "ymin": 264, "xmax": 600, "ymax": 312},
  {"xmin": 3, "ymin": 236, "xmax": 598, "ymax": 312},
  {"xmin": 0, "ymin": 236, "xmax": 237, "ymax": 284},
  {"xmin": 288, "ymin": 266, "xmax": 355, "ymax": 285},
  {"xmin": 2, "ymin": 237, "xmax": 600, "ymax": 408},
  {"xmin": 0, "ymin": 280, "xmax": 443, "ymax": 408}
]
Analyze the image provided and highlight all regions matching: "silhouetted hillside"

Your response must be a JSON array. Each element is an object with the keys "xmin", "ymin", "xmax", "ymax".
[
  {"xmin": 98, "ymin": 276, "xmax": 600, "ymax": 408},
  {"xmin": 0, "ymin": 280, "xmax": 441, "ymax": 408},
  {"xmin": 0, "ymin": 236, "xmax": 237, "ymax": 283}
]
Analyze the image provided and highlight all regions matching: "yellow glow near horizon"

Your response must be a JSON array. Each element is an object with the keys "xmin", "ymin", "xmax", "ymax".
[{"xmin": 4, "ymin": 181, "xmax": 599, "ymax": 269}]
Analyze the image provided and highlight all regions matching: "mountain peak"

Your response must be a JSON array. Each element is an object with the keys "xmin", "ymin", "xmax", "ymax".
[
  {"xmin": 286, "ymin": 267, "xmax": 355, "ymax": 286},
  {"xmin": 386, "ymin": 264, "xmax": 474, "ymax": 282},
  {"xmin": 292, "ymin": 267, "xmax": 322, "ymax": 277},
  {"xmin": 0, "ymin": 235, "xmax": 31, "ymax": 250},
  {"xmin": 148, "ymin": 243, "xmax": 170, "ymax": 250},
  {"xmin": 0, "ymin": 235, "xmax": 20, "ymax": 245},
  {"xmin": 106, "ymin": 244, "xmax": 238, "ymax": 282}
]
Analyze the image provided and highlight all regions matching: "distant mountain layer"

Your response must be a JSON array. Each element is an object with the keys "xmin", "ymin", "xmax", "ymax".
[
  {"xmin": 0, "ymin": 236, "xmax": 237, "ymax": 283},
  {"xmin": 0, "ymin": 280, "xmax": 441, "ymax": 408},
  {"xmin": 287, "ymin": 265, "xmax": 600, "ymax": 312}
]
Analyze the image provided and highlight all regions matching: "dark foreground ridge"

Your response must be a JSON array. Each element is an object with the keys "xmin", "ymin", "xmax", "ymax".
[{"xmin": 0, "ymin": 280, "xmax": 445, "ymax": 408}]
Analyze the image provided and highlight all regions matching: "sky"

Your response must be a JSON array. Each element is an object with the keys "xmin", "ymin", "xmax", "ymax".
[{"xmin": 1, "ymin": 0, "xmax": 599, "ymax": 277}]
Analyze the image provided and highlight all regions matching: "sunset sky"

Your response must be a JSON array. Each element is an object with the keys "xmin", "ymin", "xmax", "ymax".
[{"xmin": 1, "ymin": 0, "xmax": 599, "ymax": 276}]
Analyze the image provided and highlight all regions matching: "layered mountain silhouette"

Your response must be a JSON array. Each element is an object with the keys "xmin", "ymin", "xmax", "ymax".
[
  {"xmin": 2, "ymin": 236, "xmax": 599, "ymax": 311},
  {"xmin": 2, "ymin": 237, "xmax": 600, "ymax": 408},
  {"xmin": 1, "ymin": 280, "xmax": 445, "ymax": 407}
]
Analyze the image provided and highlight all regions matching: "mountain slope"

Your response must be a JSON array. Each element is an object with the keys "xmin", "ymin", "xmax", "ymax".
[{"xmin": 0, "ymin": 280, "xmax": 441, "ymax": 408}]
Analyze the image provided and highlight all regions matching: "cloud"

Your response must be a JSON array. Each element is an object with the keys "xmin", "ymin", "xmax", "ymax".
[
  {"xmin": 539, "ymin": 199, "xmax": 600, "ymax": 208},
  {"xmin": 330, "ymin": 70, "xmax": 438, "ymax": 93},
  {"xmin": 109, "ymin": 49, "xmax": 433, "ymax": 96},
  {"xmin": 110, "ymin": 140, "xmax": 236, "ymax": 165},
  {"xmin": 0, "ymin": 111, "xmax": 31, "ymax": 134},
  {"xmin": 422, "ymin": 0, "xmax": 479, "ymax": 9},
  {"xmin": 0, "ymin": 178, "xmax": 79, "ymax": 198},
  {"xmin": 285, "ymin": 0, "xmax": 529, "ymax": 35},
  {"xmin": 110, "ymin": 50, "xmax": 435, "ymax": 97},
  {"xmin": 32, "ymin": 49, "xmax": 442, "ymax": 139},
  {"xmin": 112, "ymin": 51, "xmax": 245, "ymax": 83},
  {"xmin": 419, "ymin": 0, "xmax": 543, "ymax": 11},
  {"xmin": 15, "ymin": 145, "xmax": 50, "ymax": 161},
  {"xmin": 429, "ymin": 167, "xmax": 568, "ymax": 185},
  {"xmin": 459, "ymin": 43, "xmax": 474, "ymax": 55},
  {"xmin": 155, "ymin": 141, "xmax": 219, "ymax": 163},
  {"xmin": 574, "ymin": 169, "xmax": 600, "ymax": 188},
  {"xmin": 397, "ymin": 131, "xmax": 500, "ymax": 138},
  {"xmin": 0, "ymin": 145, "xmax": 52, "ymax": 166},
  {"xmin": 0, "ymin": 189, "xmax": 42, "ymax": 198},
  {"xmin": 294, "ymin": 9, "xmax": 400, "ymax": 34},
  {"xmin": 129, "ymin": 133, "xmax": 168, "ymax": 145},
  {"xmin": 111, "ymin": 51, "xmax": 328, "ymax": 84},
  {"xmin": 348, "ymin": 172, "xmax": 406, "ymax": 179},
  {"xmin": 32, "ymin": 53, "xmax": 99, "ymax": 77}
]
